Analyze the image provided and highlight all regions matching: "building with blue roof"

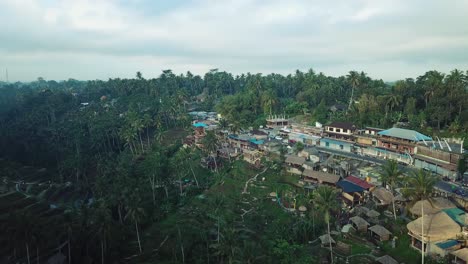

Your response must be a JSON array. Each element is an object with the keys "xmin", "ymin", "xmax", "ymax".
[{"xmin": 377, "ymin": 127, "xmax": 431, "ymax": 157}]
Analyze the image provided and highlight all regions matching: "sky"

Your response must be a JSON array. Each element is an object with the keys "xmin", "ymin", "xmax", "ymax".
[{"xmin": 1, "ymin": 0, "xmax": 468, "ymax": 82}]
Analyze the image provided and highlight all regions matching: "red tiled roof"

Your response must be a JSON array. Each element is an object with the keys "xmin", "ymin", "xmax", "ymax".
[{"xmin": 345, "ymin": 176, "xmax": 374, "ymax": 189}]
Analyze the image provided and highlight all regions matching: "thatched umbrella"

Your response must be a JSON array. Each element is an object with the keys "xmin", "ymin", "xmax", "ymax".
[{"xmin": 409, "ymin": 197, "xmax": 455, "ymax": 216}]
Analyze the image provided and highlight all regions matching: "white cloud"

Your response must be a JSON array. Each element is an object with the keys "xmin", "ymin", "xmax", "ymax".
[{"xmin": 0, "ymin": 0, "xmax": 467, "ymax": 81}]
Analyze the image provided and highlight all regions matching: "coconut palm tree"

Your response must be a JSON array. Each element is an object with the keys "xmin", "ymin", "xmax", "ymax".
[
  {"xmin": 312, "ymin": 186, "xmax": 338, "ymax": 264},
  {"xmin": 380, "ymin": 160, "xmax": 403, "ymax": 220},
  {"xmin": 403, "ymin": 169, "xmax": 437, "ymax": 264},
  {"xmin": 202, "ymin": 130, "xmax": 219, "ymax": 172},
  {"xmin": 125, "ymin": 200, "xmax": 146, "ymax": 254},
  {"xmin": 346, "ymin": 71, "xmax": 360, "ymax": 113}
]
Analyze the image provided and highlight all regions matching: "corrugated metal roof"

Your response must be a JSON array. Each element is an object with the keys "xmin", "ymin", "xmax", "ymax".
[
  {"xmin": 377, "ymin": 127, "xmax": 432, "ymax": 141},
  {"xmin": 337, "ymin": 180, "xmax": 365, "ymax": 193}
]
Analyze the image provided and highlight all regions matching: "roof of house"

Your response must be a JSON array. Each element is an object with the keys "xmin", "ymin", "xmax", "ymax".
[
  {"xmin": 337, "ymin": 180, "xmax": 365, "ymax": 193},
  {"xmin": 369, "ymin": 225, "xmax": 392, "ymax": 237},
  {"xmin": 249, "ymin": 139, "xmax": 265, "ymax": 145},
  {"xmin": 372, "ymin": 187, "xmax": 394, "ymax": 205},
  {"xmin": 366, "ymin": 209, "xmax": 380, "ymax": 218},
  {"xmin": 409, "ymin": 197, "xmax": 456, "ymax": 216},
  {"xmin": 320, "ymin": 138, "xmax": 354, "ymax": 146},
  {"xmin": 376, "ymin": 255, "xmax": 398, "ymax": 264},
  {"xmin": 442, "ymin": 208, "xmax": 466, "ymax": 226},
  {"xmin": 302, "ymin": 170, "xmax": 341, "ymax": 184},
  {"xmin": 435, "ymin": 239, "xmax": 460, "ymax": 250},
  {"xmin": 407, "ymin": 211, "xmax": 461, "ymax": 242},
  {"xmin": 193, "ymin": 122, "xmax": 208, "ymax": 128},
  {"xmin": 349, "ymin": 216, "xmax": 370, "ymax": 227},
  {"xmin": 285, "ymin": 155, "xmax": 305, "ymax": 165},
  {"xmin": 377, "ymin": 127, "xmax": 432, "ymax": 141},
  {"xmin": 326, "ymin": 121, "xmax": 356, "ymax": 131},
  {"xmin": 451, "ymin": 248, "xmax": 468, "ymax": 261},
  {"xmin": 319, "ymin": 234, "xmax": 335, "ymax": 245},
  {"xmin": 251, "ymin": 129, "xmax": 268, "ymax": 136},
  {"xmin": 345, "ymin": 176, "xmax": 374, "ymax": 189}
]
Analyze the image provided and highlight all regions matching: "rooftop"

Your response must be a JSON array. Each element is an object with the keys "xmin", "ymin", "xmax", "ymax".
[
  {"xmin": 337, "ymin": 180, "xmax": 365, "ymax": 193},
  {"xmin": 326, "ymin": 121, "xmax": 356, "ymax": 131},
  {"xmin": 377, "ymin": 127, "xmax": 432, "ymax": 142},
  {"xmin": 345, "ymin": 176, "xmax": 374, "ymax": 189}
]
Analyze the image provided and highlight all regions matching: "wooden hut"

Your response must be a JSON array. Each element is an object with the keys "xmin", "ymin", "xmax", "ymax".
[
  {"xmin": 368, "ymin": 224, "xmax": 392, "ymax": 241},
  {"xmin": 349, "ymin": 216, "xmax": 370, "ymax": 232}
]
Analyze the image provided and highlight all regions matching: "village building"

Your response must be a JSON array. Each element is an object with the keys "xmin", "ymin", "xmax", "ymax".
[
  {"xmin": 319, "ymin": 138, "xmax": 354, "ymax": 153},
  {"xmin": 407, "ymin": 211, "xmax": 463, "ymax": 256},
  {"xmin": 324, "ymin": 121, "xmax": 357, "ymax": 142},
  {"xmin": 409, "ymin": 197, "xmax": 456, "ymax": 216},
  {"xmin": 375, "ymin": 127, "xmax": 432, "ymax": 164},
  {"xmin": 349, "ymin": 216, "xmax": 370, "ymax": 232},
  {"xmin": 368, "ymin": 224, "xmax": 392, "ymax": 241},
  {"xmin": 302, "ymin": 169, "xmax": 341, "ymax": 186},
  {"xmin": 336, "ymin": 180, "xmax": 365, "ymax": 205},
  {"xmin": 345, "ymin": 175, "xmax": 374, "ymax": 191},
  {"xmin": 414, "ymin": 139, "xmax": 465, "ymax": 179},
  {"xmin": 371, "ymin": 187, "xmax": 394, "ymax": 206},
  {"xmin": 285, "ymin": 155, "xmax": 305, "ymax": 175},
  {"xmin": 354, "ymin": 127, "xmax": 383, "ymax": 156},
  {"xmin": 243, "ymin": 149, "xmax": 263, "ymax": 167},
  {"xmin": 266, "ymin": 115, "xmax": 289, "ymax": 128}
]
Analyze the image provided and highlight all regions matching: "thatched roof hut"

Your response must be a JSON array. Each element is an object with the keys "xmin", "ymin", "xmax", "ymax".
[
  {"xmin": 409, "ymin": 197, "xmax": 456, "ymax": 216},
  {"xmin": 407, "ymin": 211, "xmax": 461, "ymax": 242},
  {"xmin": 368, "ymin": 225, "xmax": 392, "ymax": 241},
  {"xmin": 372, "ymin": 187, "xmax": 394, "ymax": 205},
  {"xmin": 366, "ymin": 209, "xmax": 380, "ymax": 218},
  {"xmin": 376, "ymin": 255, "xmax": 398, "ymax": 264},
  {"xmin": 349, "ymin": 216, "xmax": 370, "ymax": 231}
]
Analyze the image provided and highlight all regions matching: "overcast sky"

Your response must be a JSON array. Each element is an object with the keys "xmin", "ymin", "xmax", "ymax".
[{"xmin": 1, "ymin": 0, "xmax": 468, "ymax": 82}]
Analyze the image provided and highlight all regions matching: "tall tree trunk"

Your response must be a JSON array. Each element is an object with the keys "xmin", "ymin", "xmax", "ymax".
[
  {"xmin": 188, "ymin": 163, "xmax": 199, "ymax": 187},
  {"xmin": 68, "ymin": 239, "xmax": 71, "ymax": 264},
  {"xmin": 36, "ymin": 247, "xmax": 39, "ymax": 264},
  {"xmin": 347, "ymin": 86, "xmax": 355, "ymax": 113},
  {"xmin": 391, "ymin": 186, "xmax": 397, "ymax": 220},
  {"xmin": 138, "ymin": 133, "xmax": 144, "ymax": 152},
  {"xmin": 26, "ymin": 243, "xmax": 31, "ymax": 264},
  {"xmin": 327, "ymin": 220, "xmax": 333, "ymax": 264},
  {"xmin": 118, "ymin": 204, "xmax": 123, "ymax": 224},
  {"xmin": 212, "ymin": 152, "xmax": 218, "ymax": 173},
  {"xmin": 135, "ymin": 220, "xmax": 142, "ymax": 254},
  {"xmin": 146, "ymin": 127, "xmax": 150, "ymax": 148},
  {"xmin": 177, "ymin": 226, "xmax": 185, "ymax": 264},
  {"xmin": 101, "ymin": 240, "xmax": 104, "ymax": 264},
  {"xmin": 421, "ymin": 200, "xmax": 424, "ymax": 264}
]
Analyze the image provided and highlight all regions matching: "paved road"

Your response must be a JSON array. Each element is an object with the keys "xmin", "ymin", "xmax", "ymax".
[{"xmin": 313, "ymin": 146, "xmax": 409, "ymax": 171}]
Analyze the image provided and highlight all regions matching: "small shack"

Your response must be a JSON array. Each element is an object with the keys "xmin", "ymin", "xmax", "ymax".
[
  {"xmin": 376, "ymin": 255, "xmax": 398, "ymax": 264},
  {"xmin": 372, "ymin": 187, "xmax": 394, "ymax": 206},
  {"xmin": 319, "ymin": 234, "xmax": 336, "ymax": 247},
  {"xmin": 366, "ymin": 209, "xmax": 380, "ymax": 219},
  {"xmin": 368, "ymin": 224, "xmax": 392, "ymax": 241},
  {"xmin": 337, "ymin": 180, "xmax": 365, "ymax": 205},
  {"xmin": 349, "ymin": 216, "xmax": 370, "ymax": 232}
]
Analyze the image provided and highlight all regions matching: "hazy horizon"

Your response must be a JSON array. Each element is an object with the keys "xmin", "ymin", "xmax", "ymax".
[{"xmin": 1, "ymin": 0, "xmax": 468, "ymax": 82}]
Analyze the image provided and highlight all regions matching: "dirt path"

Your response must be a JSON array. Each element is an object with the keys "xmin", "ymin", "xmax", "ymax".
[{"xmin": 242, "ymin": 167, "xmax": 269, "ymax": 194}]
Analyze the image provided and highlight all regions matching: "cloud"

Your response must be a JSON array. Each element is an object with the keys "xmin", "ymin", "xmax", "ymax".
[{"xmin": 0, "ymin": 0, "xmax": 467, "ymax": 81}]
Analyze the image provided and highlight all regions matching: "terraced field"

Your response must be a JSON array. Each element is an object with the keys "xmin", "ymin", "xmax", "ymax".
[{"xmin": 0, "ymin": 162, "xmax": 88, "ymax": 263}]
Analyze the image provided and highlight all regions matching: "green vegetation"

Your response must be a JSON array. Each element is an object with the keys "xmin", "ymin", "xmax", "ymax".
[{"xmin": 0, "ymin": 68, "xmax": 466, "ymax": 262}]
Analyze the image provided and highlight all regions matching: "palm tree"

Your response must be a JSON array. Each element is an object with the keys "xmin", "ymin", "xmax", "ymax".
[
  {"xmin": 313, "ymin": 186, "xmax": 338, "ymax": 263},
  {"xmin": 202, "ymin": 130, "xmax": 219, "ymax": 172},
  {"xmin": 386, "ymin": 94, "xmax": 402, "ymax": 117},
  {"xmin": 403, "ymin": 169, "xmax": 437, "ymax": 264},
  {"xmin": 92, "ymin": 200, "xmax": 112, "ymax": 264},
  {"xmin": 125, "ymin": 201, "xmax": 146, "ymax": 254},
  {"xmin": 380, "ymin": 160, "xmax": 403, "ymax": 220},
  {"xmin": 346, "ymin": 71, "xmax": 360, "ymax": 113}
]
